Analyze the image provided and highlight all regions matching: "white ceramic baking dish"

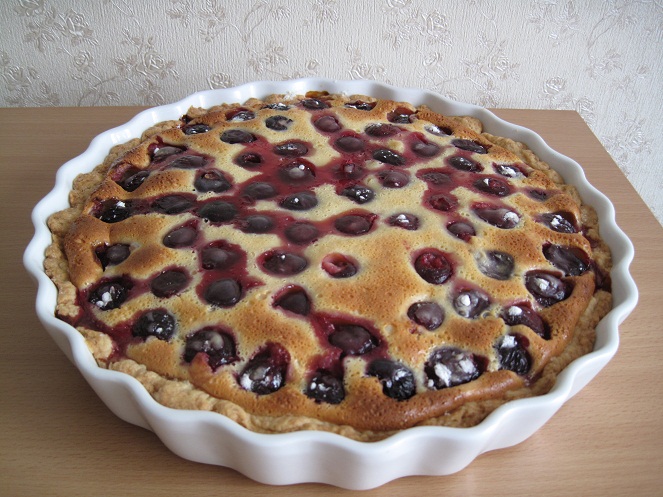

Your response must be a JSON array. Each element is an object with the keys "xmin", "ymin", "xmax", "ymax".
[{"xmin": 24, "ymin": 79, "xmax": 637, "ymax": 490}]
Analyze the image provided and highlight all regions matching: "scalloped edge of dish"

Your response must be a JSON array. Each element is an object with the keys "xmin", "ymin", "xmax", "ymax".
[{"xmin": 24, "ymin": 78, "xmax": 637, "ymax": 490}]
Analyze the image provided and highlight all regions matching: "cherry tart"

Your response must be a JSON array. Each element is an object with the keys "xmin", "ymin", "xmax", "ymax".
[{"xmin": 45, "ymin": 92, "xmax": 612, "ymax": 441}]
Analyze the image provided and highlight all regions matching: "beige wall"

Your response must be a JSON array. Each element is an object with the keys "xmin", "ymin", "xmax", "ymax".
[{"xmin": 1, "ymin": 0, "xmax": 661, "ymax": 224}]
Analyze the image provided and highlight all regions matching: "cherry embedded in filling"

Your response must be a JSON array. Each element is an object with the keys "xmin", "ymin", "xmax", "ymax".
[
  {"xmin": 132, "ymin": 309, "xmax": 176, "ymax": 341},
  {"xmin": 220, "ymin": 129, "xmax": 256, "ymax": 144},
  {"xmin": 453, "ymin": 288, "xmax": 491, "ymax": 318},
  {"xmin": 204, "ymin": 278, "xmax": 242, "ymax": 307},
  {"xmin": 301, "ymin": 98, "xmax": 330, "ymax": 109},
  {"xmin": 274, "ymin": 141, "xmax": 309, "ymax": 157},
  {"xmin": 372, "ymin": 148, "xmax": 406, "ymax": 166},
  {"xmin": 448, "ymin": 155, "xmax": 483, "ymax": 172},
  {"xmin": 261, "ymin": 250, "xmax": 308, "ymax": 275},
  {"xmin": 313, "ymin": 115, "xmax": 341, "ymax": 132},
  {"xmin": 452, "ymin": 139, "xmax": 488, "ymax": 154},
  {"xmin": 273, "ymin": 286, "xmax": 311, "ymax": 316},
  {"xmin": 425, "ymin": 347, "xmax": 481, "ymax": 389},
  {"xmin": 407, "ymin": 301, "xmax": 445, "ymax": 330},
  {"xmin": 328, "ymin": 324, "xmax": 378, "ymax": 356},
  {"xmin": 476, "ymin": 250, "xmax": 515, "ymax": 280},
  {"xmin": 95, "ymin": 243, "xmax": 130, "ymax": 269},
  {"xmin": 367, "ymin": 359, "xmax": 416, "ymax": 401},
  {"xmin": 151, "ymin": 145, "xmax": 185, "ymax": 162},
  {"xmin": 418, "ymin": 169, "xmax": 452, "ymax": 186},
  {"xmin": 88, "ymin": 279, "xmax": 130, "ymax": 310},
  {"xmin": 502, "ymin": 304, "xmax": 549, "ymax": 339},
  {"xmin": 333, "ymin": 161, "xmax": 364, "ymax": 180},
  {"xmin": 334, "ymin": 135, "xmax": 365, "ymax": 153},
  {"xmin": 494, "ymin": 163, "xmax": 523, "ymax": 177},
  {"xmin": 118, "ymin": 168, "xmax": 149, "ymax": 192},
  {"xmin": 341, "ymin": 185, "xmax": 375, "ymax": 204},
  {"xmin": 525, "ymin": 271, "xmax": 570, "ymax": 307},
  {"xmin": 279, "ymin": 160, "xmax": 316, "ymax": 183},
  {"xmin": 169, "ymin": 154, "xmax": 208, "ymax": 169},
  {"xmin": 473, "ymin": 177, "xmax": 512, "ymax": 197},
  {"xmin": 200, "ymin": 243, "xmax": 239, "ymax": 270},
  {"xmin": 151, "ymin": 194, "xmax": 195, "ymax": 215},
  {"xmin": 237, "ymin": 214, "xmax": 274, "ymax": 234},
  {"xmin": 284, "ymin": 222, "xmax": 319, "ymax": 245},
  {"xmin": 182, "ymin": 123, "xmax": 211, "ymax": 135},
  {"xmin": 163, "ymin": 224, "xmax": 198, "ymax": 248},
  {"xmin": 387, "ymin": 107, "xmax": 414, "ymax": 123},
  {"xmin": 150, "ymin": 269, "xmax": 189, "ymax": 298},
  {"xmin": 96, "ymin": 199, "xmax": 132, "ymax": 223},
  {"xmin": 538, "ymin": 211, "xmax": 578, "ymax": 234},
  {"xmin": 411, "ymin": 138, "xmax": 440, "ymax": 157},
  {"xmin": 414, "ymin": 250, "xmax": 452, "ymax": 284},
  {"xmin": 334, "ymin": 213, "xmax": 375, "ymax": 235},
  {"xmin": 196, "ymin": 200, "xmax": 237, "ymax": 223},
  {"xmin": 427, "ymin": 192, "xmax": 458, "ymax": 212},
  {"xmin": 474, "ymin": 205, "xmax": 520, "ymax": 229},
  {"xmin": 447, "ymin": 221, "xmax": 476, "ymax": 241},
  {"xmin": 238, "ymin": 348, "xmax": 289, "ymax": 395},
  {"xmin": 241, "ymin": 181, "xmax": 278, "ymax": 201},
  {"xmin": 387, "ymin": 212, "xmax": 419, "ymax": 230},
  {"xmin": 184, "ymin": 327, "xmax": 237, "ymax": 369},
  {"xmin": 425, "ymin": 124, "xmax": 452, "ymax": 136},
  {"xmin": 377, "ymin": 170, "xmax": 409, "ymax": 188},
  {"xmin": 321, "ymin": 253, "xmax": 358, "ymax": 278},
  {"xmin": 496, "ymin": 334, "xmax": 531, "ymax": 375},
  {"xmin": 345, "ymin": 100, "xmax": 376, "ymax": 110},
  {"xmin": 280, "ymin": 191, "xmax": 318, "ymax": 210},
  {"xmin": 227, "ymin": 109, "xmax": 255, "ymax": 122},
  {"xmin": 365, "ymin": 123, "xmax": 399, "ymax": 137},
  {"xmin": 543, "ymin": 244, "xmax": 589, "ymax": 276},
  {"xmin": 305, "ymin": 371, "xmax": 345, "ymax": 404},
  {"xmin": 194, "ymin": 170, "xmax": 232, "ymax": 193},
  {"xmin": 265, "ymin": 115, "xmax": 293, "ymax": 131},
  {"xmin": 234, "ymin": 152, "xmax": 263, "ymax": 168}
]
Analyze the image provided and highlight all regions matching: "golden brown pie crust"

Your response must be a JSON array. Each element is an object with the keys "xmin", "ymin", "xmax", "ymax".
[{"xmin": 45, "ymin": 92, "xmax": 612, "ymax": 441}]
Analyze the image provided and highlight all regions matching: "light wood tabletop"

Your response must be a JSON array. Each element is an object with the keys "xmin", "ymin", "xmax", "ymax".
[{"xmin": 1, "ymin": 106, "xmax": 661, "ymax": 497}]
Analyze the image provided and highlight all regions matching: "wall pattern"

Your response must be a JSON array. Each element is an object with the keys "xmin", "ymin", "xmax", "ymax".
[{"xmin": 1, "ymin": 0, "xmax": 661, "ymax": 224}]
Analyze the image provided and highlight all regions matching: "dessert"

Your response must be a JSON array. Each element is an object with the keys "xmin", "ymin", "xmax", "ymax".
[{"xmin": 44, "ymin": 91, "xmax": 612, "ymax": 441}]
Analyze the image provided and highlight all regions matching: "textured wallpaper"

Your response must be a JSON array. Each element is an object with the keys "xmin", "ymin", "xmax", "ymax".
[{"xmin": 1, "ymin": 0, "xmax": 661, "ymax": 224}]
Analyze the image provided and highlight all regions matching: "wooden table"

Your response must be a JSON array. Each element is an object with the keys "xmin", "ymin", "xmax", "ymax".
[{"xmin": 1, "ymin": 107, "xmax": 661, "ymax": 497}]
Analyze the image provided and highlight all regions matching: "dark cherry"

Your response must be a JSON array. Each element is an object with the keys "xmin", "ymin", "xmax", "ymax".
[
  {"xmin": 313, "ymin": 115, "xmax": 341, "ymax": 132},
  {"xmin": 419, "ymin": 170, "xmax": 452, "ymax": 186},
  {"xmin": 265, "ymin": 115, "xmax": 293, "ymax": 131},
  {"xmin": 119, "ymin": 169, "xmax": 149, "ymax": 192},
  {"xmin": 169, "ymin": 154, "xmax": 207, "ymax": 169},
  {"xmin": 242, "ymin": 181, "xmax": 278, "ymax": 201},
  {"xmin": 200, "ymin": 245, "xmax": 238, "ymax": 270},
  {"xmin": 184, "ymin": 328, "xmax": 237, "ymax": 369},
  {"xmin": 333, "ymin": 162, "xmax": 364, "ymax": 180},
  {"xmin": 263, "ymin": 102, "xmax": 290, "ymax": 110},
  {"xmin": 279, "ymin": 161, "xmax": 315, "ymax": 183},
  {"xmin": 273, "ymin": 286, "xmax": 311, "ymax": 316},
  {"xmin": 525, "ymin": 271, "xmax": 570, "ymax": 307},
  {"xmin": 238, "ymin": 351, "xmax": 288, "ymax": 395},
  {"xmin": 425, "ymin": 124, "xmax": 452, "ymax": 136},
  {"xmin": 204, "ymin": 278, "xmax": 242, "ymax": 307},
  {"xmin": 237, "ymin": 214, "xmax": 274, "ymax": 233},
  {"xmin": 428, "ymin": 192, "xmax": 458, "ymax": 212},
  {"xmin": 346, "ymin": 100, "xmax": 376, "ymax": 110},
  {"xmin": 284, "ymin": 222, "xmax": 319, "ymax": 244},
  {"xmin": 425, "ymin": 347, "xmax": 481, "ymax": 389},
  {"xmin": 305, "ymin": 371, "xmax": 345, "ymax": 404},
  {"xmin": 132, "ymin": 309, "xmax": 176, "ymax": 341},
  {"xmin": 321, "ymin": 253, "xmax": 358, "ymax": 278},
  {"xmin": 502, "ymin": 304, "xmax": 549, "ymax": 339},
  {"xmin": 261, "ymin": 250, "xmax": 308, "ymax": 275},
  {"xmin": 152, "ymin": 145, "xmax": 185, "ymax": 161},
  {"xmin": 274, "ymin": 141, "xmax": 308, "ymax": 157},
  {"xmin": 447, "ymin": 221, "xmax": 476, "ymax": 241},
  {"xmin": 365, "ymin": 123, "xmax": 399, "ymax": 137},
  {"xmin": 328, "ymin": 324, "xmax": 378, "ymax": 356},
  {"xmin": 182, "ymin": 123, "xmax": 211, "ymax": 135},
  {"xmin": 473, "ymin": 177, "xmax": 511, "ymax": 196},
  {"xmin": 227, "ymin": 110, "xmax": 255, "ymax": 122},
  {"xmin": 372, "ymin": 148, "xmax": 406, "ymax": 166},
  {"xmin": 367, "ymin": 359, "xmax": 416, "ymax": 401},
  {"xmin": 474, "ymin": 205, "xmax": 520, "ymax": 229},
  {"xmin": 453, "ymin": 288, "xmax": 491, "ymax": 318},
  {"xmin": 234, "ymin": 152, "xmax": 263, "ymax": 168},
  {"xmin": 194, "ymin": 170, "xmax": 232, "ymax": 193},
  {"xmin": 538, "ymin": 212, "xmax": 577, "ymax": 233},
  {"xmin": 97, "ymin": 199, "xmax": 131, "ymax": 223},
  {"xmin": 95, "ymin": 243, "xmax": 130, "ymax": 269},
  {"xmin": 196, "ymin": 201, "xmax": 237, "ymax": 223},
  {"xmin": 528, "ymin": 189, "xmax": 553, "ymax": 201},
  {"xmin": 387, "ymin": 212, "xmax": 419, "ymax": 230},
  {"xmin": 377, "ymin": 170, "xmax": 409, "ymax": 188},
  {"xmin": 411, "ymin": 139, "xmax": 440, "ymax": 157},
  {"xmin": 452, "ymin": 139, "xmax": 488, "ymax": 154},
  {"xmin": 301, "ymin": 98, "xmax": 330, "ymax": 109},
  {"xmin": 220, "ymin": 129, "xmax": 256, "ymax": 144},
  {"xmin": 151, "ymin": 194, "xmax": 194, "ymax": 215},
  {"xmin": 448, "ymin": 155, "xmax": 483, "ymax": 172},
  {"xmin": 280, "ymin": 191, "xmax": 318, "ymax": 210},
  {"xmin": 414, "ymin": 250, "xmax": 452, "ymax": 284},
  {"xmin": 494, "ymin": 163, "xmax": 523, "ymax": 177},
  {"xmin": 543, "ymin": 244, "xmax": 589, "ymax": 276},
  {"xmin": 387, "ymin": 107, "xmax": 414, "ymax": 123},
  {"xmin": 476, "ymin": 250, "xmax": 515, "ymax": 280},
  {"xmin": 163, "ymin": 225, "xmax": 197, "ymax": 248},
  {"xmin": 334, "ymin": 214, "xmax": 374, "ymax": 235},
  {"xmin": 151, "ymin": 269, "xmax": 188, "ymax": 298},
  {"xmin": 335, "ymin": 135, "xmax": 365, "ymax": 153},
  {"xmin": 496, "ymin": 334, "xmax": 531, "ymax": 375},
  {"xmin": 88, "ymin": 280, "xmax": 129, "ymax": 310},
  {"xmin": 407, "ymin": 301, "xmax": 445, "ymax": 330},
  {"xmin": 341, "ymin": 185, "xmax": 375, "ymax": 204}
]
